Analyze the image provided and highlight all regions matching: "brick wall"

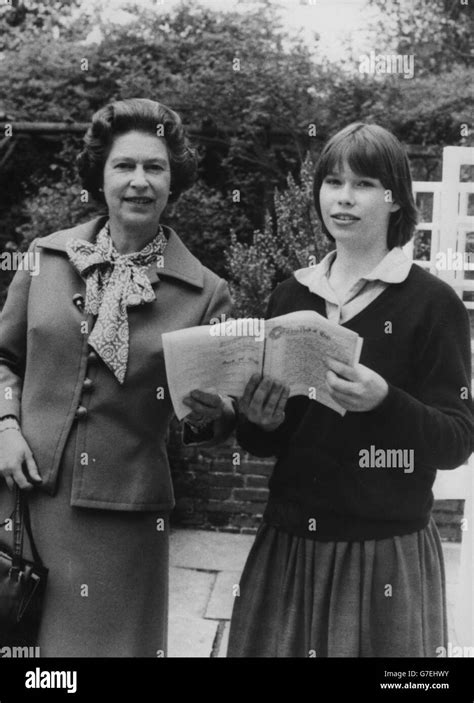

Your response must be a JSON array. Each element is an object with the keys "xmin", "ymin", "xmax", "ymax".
[
  {"xmin": 168, "ymin": 424, "xmax": 269, "ymax": 534},
  {"xmin": 168, "ymin": 421, "xmax": 466, "ymax": 541}
]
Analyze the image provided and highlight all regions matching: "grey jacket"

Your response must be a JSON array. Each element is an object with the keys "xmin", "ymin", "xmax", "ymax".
[{"xmin": 0, "ymin": 216, "xmax": 232, "ymax": 511}]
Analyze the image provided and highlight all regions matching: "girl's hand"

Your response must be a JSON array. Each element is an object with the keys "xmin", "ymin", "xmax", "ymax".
[
  {"xmin": 326, "ymin": 358, "xmax": 389, "ymax": 412},
  {"xmin": 0, "ymin": 429, "xmax": 42, "ymax": 490},
  {"xmin": 183, "ymin": 387, "xmax": 227, "ymax": 426},
  {"xmin": 238, "ymin": 374, "xmax": 290, "ymax": 431}
]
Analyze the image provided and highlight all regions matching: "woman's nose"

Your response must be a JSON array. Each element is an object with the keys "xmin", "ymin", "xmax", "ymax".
[{"xmin": 130, "ymin": 166, "xmax": 148, "ymax": 187}]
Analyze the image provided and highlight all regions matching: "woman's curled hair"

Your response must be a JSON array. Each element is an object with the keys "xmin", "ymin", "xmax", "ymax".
[{"xmin": 77, "ymin": 98, "xmax": 197, "ymax": 204}]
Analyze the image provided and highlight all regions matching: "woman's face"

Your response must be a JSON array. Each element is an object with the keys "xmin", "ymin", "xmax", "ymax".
[
  {"xmin": 319, "ymin": 161, "xmax": 400, "ymax": 251},
  {"xmin": 102, "ymin": 130, "xmax": 171, "ymax": 231}
]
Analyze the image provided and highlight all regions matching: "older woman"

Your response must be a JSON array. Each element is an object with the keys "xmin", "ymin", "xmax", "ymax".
[{"xmin": 0, "ymin": 98, "xmax": 235, "ymax": 656}]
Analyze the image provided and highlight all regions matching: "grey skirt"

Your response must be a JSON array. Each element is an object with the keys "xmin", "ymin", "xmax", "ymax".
[
  {"xmin": 0, "ymin": 428, "xmax": 170, "ymax": 658},
  {"xmin": 227, "ymin": 519, "xmax": 447, "ymax": 657}
]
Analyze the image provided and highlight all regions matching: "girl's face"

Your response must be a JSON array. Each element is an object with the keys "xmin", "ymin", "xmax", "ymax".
[{"xmin": 319, "ymin": 161, "xmax": 400, "ymax": 251}]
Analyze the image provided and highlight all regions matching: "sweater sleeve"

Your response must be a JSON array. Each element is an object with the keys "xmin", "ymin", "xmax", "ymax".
[
  {"xmin": 0, "ymin": 239, "xmax": 37, "ymax": 420},
  {"xmin": 370, "ymin": 285, "xmax": 473, "ymax": 469}
]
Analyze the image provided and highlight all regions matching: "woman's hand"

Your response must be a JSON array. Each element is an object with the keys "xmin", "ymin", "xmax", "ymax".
[
  {"xmin": 238, "ymin": 374, "xmax": 290, "ymax": 431},
  {"xmin": 325, "ymin": 358, "xmax": 388, "ymax": 412},
  {"xmin": 182, "ymin": 387, "xmax": 237, "ymax": 441},
  {"xmin": 0, "ymin": 429, "xmax": 42, "ymax": 490},
  {"xmin": 182, "ymin": 387, "xmax": 227, "ymax": 426}
]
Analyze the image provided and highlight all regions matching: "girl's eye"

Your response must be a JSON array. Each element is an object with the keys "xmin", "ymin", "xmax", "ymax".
[
  {"xmin": 324, "ymin": 177, "xmax": 340, "ymax": 185},
  {"xmin": 357, "ymin": 180, "xmax": 374, "ymax": 187}
]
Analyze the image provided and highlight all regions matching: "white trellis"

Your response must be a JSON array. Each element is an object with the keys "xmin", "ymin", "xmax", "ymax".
[
  {"xmin": 405, "ymin": 146, "xmax": 474, "ymax": 309},
  {"xmin": 412, "ymin": 146, "xmax": 474, "ymax": 652}
]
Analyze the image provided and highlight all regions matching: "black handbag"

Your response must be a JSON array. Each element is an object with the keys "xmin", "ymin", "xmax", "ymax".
[{"xmin": 0, "ymin": 487, "xmax": 48, "ymax": 647}]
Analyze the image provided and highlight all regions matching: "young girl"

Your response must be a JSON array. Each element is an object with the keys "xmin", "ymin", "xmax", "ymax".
[{"xmin": 228, "ymin": 123, "xmax": 474, "ymax": 657}]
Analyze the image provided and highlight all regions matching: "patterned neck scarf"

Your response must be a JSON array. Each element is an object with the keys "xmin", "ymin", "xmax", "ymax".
[{"xmin": 66, "ymin": 221, "xmax": 167, "ymax": 384}]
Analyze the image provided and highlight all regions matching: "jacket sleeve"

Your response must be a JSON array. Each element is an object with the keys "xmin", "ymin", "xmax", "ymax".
[
  {"xmin": 199, "ymin": 276, "xmax": 234, "ymax": 324},
  {"xmin": 370, "ymin": 286, "xmax": 474, "ymax": 469},
  {"xmin": 181, "ymin": 276, "xmax": 235, "ymax": 446},
  {"xmin": 0, "ymin": 239, "xmax": 37, "ymax": 420}
]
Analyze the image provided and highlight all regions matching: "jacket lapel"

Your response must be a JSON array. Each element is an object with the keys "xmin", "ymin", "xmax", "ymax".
[{"xmin": 35, "ymin": 216, "xmax": 204, "ymax": 289}]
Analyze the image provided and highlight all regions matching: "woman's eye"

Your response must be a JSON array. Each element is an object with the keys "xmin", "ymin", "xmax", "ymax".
[
  {"xmin": 116, "ymin": 163, "xmax": 132, "ymax": 169},
  {"xmin": 357, "ymin": 180, "xmax": 374, "ymax": 187},
  {"xmin": 324, "ymin": 177, "xmax": 340, "ymax": 185},
  {"xmin": 148, "ymin": 165, "xmax": 164, "ymax": 172}
]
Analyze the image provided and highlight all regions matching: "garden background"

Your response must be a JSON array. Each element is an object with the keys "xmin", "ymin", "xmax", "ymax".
[{"xmin": 0, "ymin": 0, "xmax": 472, "ymax": 539}]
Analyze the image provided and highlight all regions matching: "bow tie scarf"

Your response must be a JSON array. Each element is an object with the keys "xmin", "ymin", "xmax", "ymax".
[{"xmin": 66, "ymin": 223, "xmax": 167, "ymax": 383}]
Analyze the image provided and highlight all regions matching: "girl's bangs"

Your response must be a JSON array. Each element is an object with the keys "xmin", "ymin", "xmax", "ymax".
[{"xmin": 323, "ymin": 131, "xmax": 390, "ymax": 183}]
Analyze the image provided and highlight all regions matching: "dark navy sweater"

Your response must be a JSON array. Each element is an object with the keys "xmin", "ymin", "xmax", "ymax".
[{"xmin": 236, "ymin": 265, "xmax": 474, "ymax": 541}]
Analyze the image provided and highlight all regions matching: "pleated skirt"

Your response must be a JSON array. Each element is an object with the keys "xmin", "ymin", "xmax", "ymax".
[
  {"xmin": 227, "ymin": 519, "xmax": 447, "ymax": 658},
  {"xmin": 0, "ymin": 428, "xmax": 170, "ymax": 658}
]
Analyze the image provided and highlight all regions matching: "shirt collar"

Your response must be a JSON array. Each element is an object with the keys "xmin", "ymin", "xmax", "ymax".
[{"xmin": 294, "ymin": 246, "xmax": 412, "ymax": 295}]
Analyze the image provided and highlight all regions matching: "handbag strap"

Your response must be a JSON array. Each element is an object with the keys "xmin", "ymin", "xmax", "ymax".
[
  {"xmin": 12, "ymin": 486, "xmax": 43, "ymax": 567},
  {"xmin": 12, "ymin": 487, "xmax": 24, "ymax": 567}
]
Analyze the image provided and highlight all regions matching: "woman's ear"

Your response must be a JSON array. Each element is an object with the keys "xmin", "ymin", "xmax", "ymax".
[{"xmin": 389, "ymin": 201, "xmax": 401, "ymax": 213}]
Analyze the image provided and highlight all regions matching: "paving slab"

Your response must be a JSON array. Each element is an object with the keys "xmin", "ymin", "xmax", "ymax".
[
  {"xmin": 170, "ymin": 528, "xmax": 255, "ymax": 571},
  {"xmin": 169, "ymin": 566, "xmax": 216, "ymax": 618},
  {"xmin": 443, "ymin": 542, "xmax": 461, "ymax": 586},
  {"xmin": 217, "ymin": 622, "xmax": 230, "ymax": 658},
  {"xmin": 205, "ymin": 571, "xmax": 241, "ymax": 620},
  {"xmin": 168, "ymin": 612, "xmax": 218, "ymax": 658}
]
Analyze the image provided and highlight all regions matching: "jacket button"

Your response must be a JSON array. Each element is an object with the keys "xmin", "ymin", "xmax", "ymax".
[
  {"xmin": 74, "ymin": 406, "xmax": 88, "ymax": 419},
  {"xmin": 87, "ymin": 350, "xmax": 98, "ymax": 363},
  {"xmin": 82, "ymin": 378, "xmax": 93, "ymax": 391},
  {"xmin": 72, "ymin": 294, "xmax": 85, "ymax": 311}
]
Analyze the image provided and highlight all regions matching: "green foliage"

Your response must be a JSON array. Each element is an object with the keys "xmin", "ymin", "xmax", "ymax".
[
  {"xmin": 226, "ymin": 155, "xmax": 334, "ymax": 317},
  {"xmin": 0, "ymin": 0, "xmax": 84, "ymax": 52},
  {"xmin": 0, "ymin": 3, "xmax": 323, "ymax": 266},
  {"xmin": 1, "ymin": 0, "xmax": 472, "ymax": 310},
  {"xmin": 367, "ymin": 0, "xmax": 473, "ymax": 76},
  {"xmin": 162, "ymin": 182, "xmax": 252, "ymax": 278},
  {"xmin": 13, "ymin": 140, "xmax": 100, "ymax": 245},
  {"xmin": 17, "ymin": 180, "xmax": 99, "ymax": 246}
]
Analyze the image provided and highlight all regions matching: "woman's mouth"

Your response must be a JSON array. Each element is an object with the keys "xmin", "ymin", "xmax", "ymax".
[{"xmin": 123, "ymin": 197, "xmax": 154, "ymax": 205}]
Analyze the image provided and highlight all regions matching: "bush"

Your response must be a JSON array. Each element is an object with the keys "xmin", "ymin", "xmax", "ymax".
[
  {"xmin": 162, "ymin": 181, "xmax": 252, "ymax": 278},
  {"xmin": 226, "ymin": 155, "xmax": 334, "ymax": 317}
]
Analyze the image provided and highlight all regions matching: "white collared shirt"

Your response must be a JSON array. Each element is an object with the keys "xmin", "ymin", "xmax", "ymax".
[{"xmin": 293, "ymin": 247, "xmax": 412, "ymax": 324}]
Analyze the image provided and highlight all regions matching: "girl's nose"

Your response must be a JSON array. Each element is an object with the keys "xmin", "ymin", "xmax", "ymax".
[{"xmin": 337, "ymin": 184, "xmax": 355, "ymax": 205}]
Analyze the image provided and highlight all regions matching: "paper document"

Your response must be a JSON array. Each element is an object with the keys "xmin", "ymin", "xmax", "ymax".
[{"xmin": 162, "ymin": 310, "xmax": 363, "ymax": 419}]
